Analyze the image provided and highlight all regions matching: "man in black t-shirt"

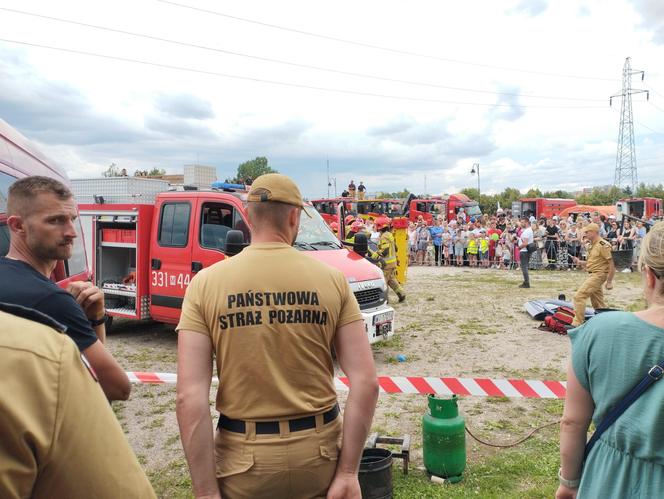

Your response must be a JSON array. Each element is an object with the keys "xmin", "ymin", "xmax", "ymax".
[
  {"xmin": 357, "ymin": 181, "xmax": 367, "ymax": 200},
  {"xmin": 1, "ymin": 176, "xmax": 130, "ymax": 401},
  {"xmin": 348, "ymin": 180, "xmax": 357, "ymax": 199},
  {"xmin": 544, "ymin": 218, "xmax": 560, "ymax": 270}
]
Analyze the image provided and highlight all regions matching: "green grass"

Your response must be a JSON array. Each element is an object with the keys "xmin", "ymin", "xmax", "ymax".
[
  {"xmin": 458, "ymin": 319, "xmax": 498, "ymax": 336},
  {"xmin": 151, "ymin": 398, "xmax": 177, "ymax": 415},
  {"xmin": 165, "ymin": 433, "xmax": 182, "ymax": 448},
  {"xmin": 372, "ymin": 332, "xmax": 404, "ymax": 351},
  {"xmin": 148, "ymin": 459, "xmax": 193, "ymax": 499},
  {"xmin": 393, "ymin": 433, "xmax": 559, "ymax": 498},
  {"xmin": 626, "ymin": 297, "xmax": 646, "ymax": 312},
  {"xmin": 493, "ymin": 366, "xmax": 566, "ymax": 381},
  {"xmin": 144, "ymin": 416, "xmax": 165, "ymax": 430},
  {"xmin": 144, "ymin": 438, "xmax": 560, "ymax": 499}
]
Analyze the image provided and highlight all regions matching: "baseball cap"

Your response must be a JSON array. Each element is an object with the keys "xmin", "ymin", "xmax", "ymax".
[
  {"xmin": 583, "ymin": 223, "xmax": 600, "ymax": 233},
  {"xmin": 247, "ymin": 174, "xmax": 312, "ymax": 217}
]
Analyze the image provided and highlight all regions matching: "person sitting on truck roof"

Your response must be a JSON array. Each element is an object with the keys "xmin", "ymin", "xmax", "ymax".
[{"xmin": 0, "ymin": 176, "xmax": 131, "ymax": 401}]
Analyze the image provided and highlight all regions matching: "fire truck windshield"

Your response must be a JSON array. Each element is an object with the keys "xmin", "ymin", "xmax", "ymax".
[{"xmin": 295, "ymin": 206, "xmax": 341, "ymax": 250}]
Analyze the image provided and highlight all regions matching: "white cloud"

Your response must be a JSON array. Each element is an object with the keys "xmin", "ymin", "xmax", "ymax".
[
  {"xmin": 0, "ymin": 0, "xmax": 662, "ymax": 199},
  {"xmin": 630, "ymin": 0, "xmax": 664, "ymax": 44},
  {"xmin": 509, "ymin": 0, "xmax": 549, "ymax": 17}
]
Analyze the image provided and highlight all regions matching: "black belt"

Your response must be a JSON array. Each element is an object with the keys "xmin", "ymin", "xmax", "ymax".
[{"xmin": 217, "ymin": 404, "xmax": 340, "ymax": 434}]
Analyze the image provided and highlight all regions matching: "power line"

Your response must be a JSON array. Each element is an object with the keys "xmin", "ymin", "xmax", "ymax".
[
  {"xmin": 0, "ymin": 6, "xmax": 606, "ymax": 103},
  {"xmin": 610, "ymin": 101, "xmax": 664, "ymax": 134},
  {"xmin": 648, "ymin": 87, "xmax": 664, "ymax": 100},
  {"xmin": 158, "ymin": 0, "xmax": 618, "ymax": 82},
  {"xmin": 0, "ymin": 37, "xmax": 609, "ymax": 110},
  {"xmin": 636, "ymin": 121, "xmax": 664, "ymax": 135},
  {"xmin": 648, "ymin": 101, "xmax": 664, "ymax": 114}
]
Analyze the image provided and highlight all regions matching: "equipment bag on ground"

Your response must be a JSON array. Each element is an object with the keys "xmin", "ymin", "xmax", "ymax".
[{"xmin": 540, "ymin": 306, "xmax": 575, "ymax": 335}]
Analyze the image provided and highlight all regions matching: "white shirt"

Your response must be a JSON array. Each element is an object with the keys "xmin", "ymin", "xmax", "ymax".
[
  {"xmin": 519, "ymin": 227, "xmax": 534, "ymax": 252},
  {"xmin": 370, "ymin": 231, "xmax": 380, "ymax": 244}
]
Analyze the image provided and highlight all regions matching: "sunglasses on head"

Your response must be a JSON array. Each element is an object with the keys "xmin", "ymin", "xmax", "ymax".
[{"xmin": 641, "ymin": 264, "xmax": 664, "ymax": 279}]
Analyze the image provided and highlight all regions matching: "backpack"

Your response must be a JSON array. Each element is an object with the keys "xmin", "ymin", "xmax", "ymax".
[{"xmin": 540, "ymin": 306, "xmax": 575, "ymax": 335}]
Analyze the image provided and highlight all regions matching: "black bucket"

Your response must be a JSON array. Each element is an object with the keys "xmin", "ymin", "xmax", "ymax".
[{"xmin": 358, "ymin": 448, "xmax": 393, "ymax": 499}]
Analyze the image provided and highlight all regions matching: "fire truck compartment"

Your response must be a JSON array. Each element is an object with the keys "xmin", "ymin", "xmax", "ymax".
[
  {"xmin": 626, "ymin": 200, "xmax": 645, "ymax": 218},
  {"xmin": 97, "ymin": 244, "xmax": 137, "ymax": 315}
]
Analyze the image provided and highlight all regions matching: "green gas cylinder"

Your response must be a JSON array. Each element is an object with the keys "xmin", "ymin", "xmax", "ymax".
[{"xmin": 422, "ymin": 394, "xmax": 466, "ymax": 482}]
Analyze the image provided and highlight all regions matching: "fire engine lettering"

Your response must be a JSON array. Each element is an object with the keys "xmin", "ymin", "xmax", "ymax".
[{"xmin": 151, "ymin": 271, "xmax": 192, "ymax": 289}]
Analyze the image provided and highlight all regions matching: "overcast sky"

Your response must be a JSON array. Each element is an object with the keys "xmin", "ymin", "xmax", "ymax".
[{"xmin": 1, "ymin": 0, "xmax": 663, "ymax": 197}]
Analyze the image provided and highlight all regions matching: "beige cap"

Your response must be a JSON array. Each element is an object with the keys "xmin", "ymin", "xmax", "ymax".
[
  {"xmin": 247, "ymin": 174, "xmax": 305, "ymax": 208},
  {"xmin": 583, "ymin": 223, "xmax": 600, "ymax": 233}
]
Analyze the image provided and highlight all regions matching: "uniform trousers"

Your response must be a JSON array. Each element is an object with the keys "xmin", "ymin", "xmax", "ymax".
[
  {"xmin": 383, "ymin": 264, "xmax": 404, "ymax": 298},
  {"xmin": 215, "ymin": 415, "xmax": 342, "ymax": 499},
  {"xmin": 572, "ymin": 272, "xmax": 608, "ymax": 326}
]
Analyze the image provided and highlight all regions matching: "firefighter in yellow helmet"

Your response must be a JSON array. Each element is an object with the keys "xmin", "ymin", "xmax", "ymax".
[
  {"xmin": 372, "ymin": 216, "xmax": 406, "ymax": 302},
  {"xmin": 344, "ymin": 220, "xmax": 365, "ymax": 246}
]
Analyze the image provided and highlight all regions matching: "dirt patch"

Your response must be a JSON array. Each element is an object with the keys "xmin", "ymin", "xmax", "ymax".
[{"xmin": 106, "ymin": 266, "xmax": 644, "ymax": 496}]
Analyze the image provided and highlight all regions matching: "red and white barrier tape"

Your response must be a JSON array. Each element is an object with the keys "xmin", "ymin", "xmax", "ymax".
[{"xmin": 126, "ymin": 372, "xmax": 567, "ymax": 399}]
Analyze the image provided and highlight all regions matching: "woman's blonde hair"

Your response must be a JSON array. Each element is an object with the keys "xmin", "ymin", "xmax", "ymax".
[{"xmin": 638, "ymin": 222, "xmax": 664, "ymax": 285}]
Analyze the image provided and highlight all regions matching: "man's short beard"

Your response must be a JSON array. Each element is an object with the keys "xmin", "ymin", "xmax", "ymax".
[{"xmin": 31, "ymin": 241, "xmax": 72, "ymax": 261}]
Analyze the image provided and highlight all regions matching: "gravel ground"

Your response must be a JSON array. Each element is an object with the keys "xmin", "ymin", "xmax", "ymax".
[{"xmin": 107, "ymin": 265, "xmax": 644, "ymax": 497}]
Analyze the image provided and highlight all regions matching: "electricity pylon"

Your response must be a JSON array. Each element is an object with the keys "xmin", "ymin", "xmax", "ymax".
[{"xmin": 610, "ymin": 57, "xmax": 649, "ymax": 194}]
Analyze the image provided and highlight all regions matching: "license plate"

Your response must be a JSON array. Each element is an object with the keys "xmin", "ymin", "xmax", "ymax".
[
  {"xmin": 373, "ymin": 311, "xmax": 394, "ymax": 325},
  {"xmin": 377, "ymin": 322, "xmax": 392, "ymax": 336}
]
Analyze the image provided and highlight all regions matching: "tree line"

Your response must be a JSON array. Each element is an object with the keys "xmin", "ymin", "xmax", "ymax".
[{"xmin": 377, "ymin": 184, "xmax": 664, "ymax": 214}]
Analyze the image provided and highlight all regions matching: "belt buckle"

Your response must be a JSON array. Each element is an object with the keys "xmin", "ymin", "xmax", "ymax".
[{"xmin": 648, "ymin": 365, "xmax": 664, "ymax": 380}]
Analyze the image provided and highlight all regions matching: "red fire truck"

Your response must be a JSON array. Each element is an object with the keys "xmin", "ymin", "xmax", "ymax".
[
  {"xmin": 352, "ymin": 199, "xmax": 405, "ymax": 220},
  {"xmin": 514, "ymin": 198, "xmax": 577, "ymax": 220},
  {"xmin": 0, "ymin": 119, "xmax": 89, "ymax": 285},
  {"xmin": 615, "ymin": 197, "xmax": 663, "ymax": 221},
  {"xmin": 311, "ymin": 197, "xmax": 405, "ymax": 224},
  {"xmin": 80, "ymin": 189, "xmax": 395, "ymax": 343},
  {"xmin": 406, "ymin": 193, "xmax": 481, "ymax": 224},
  {"xmin": 311, "ymin": 197, "xmax": 354, "ymax": 224}
]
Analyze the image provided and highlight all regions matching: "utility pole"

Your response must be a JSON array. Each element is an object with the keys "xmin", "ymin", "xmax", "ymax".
[
  {"xmin": 326, "ymin": 159, "xmax": 330, "ymax": 198},
  {"xmin": 471, "ymin": 163, "xmax": 480, "ymax": 200},
  {"xmin": 610, "ymin": 57, "xmax": 649, "ymax": 194}
]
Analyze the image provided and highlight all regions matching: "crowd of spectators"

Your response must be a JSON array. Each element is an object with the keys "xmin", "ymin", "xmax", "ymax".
[{"xmin": 406, "ymin": 210, "xmax": 655, "ymax": 271}]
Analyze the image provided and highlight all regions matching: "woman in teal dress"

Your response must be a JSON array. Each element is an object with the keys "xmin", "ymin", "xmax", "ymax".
[{"xmin": 557, "ymin": 222, "xmax": 664, "ymax": 499}]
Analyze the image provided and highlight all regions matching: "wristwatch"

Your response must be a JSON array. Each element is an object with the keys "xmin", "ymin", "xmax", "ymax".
[
  {"xmin": 89, "ymin": 314, "xmax": 108, "ymax": 327},
  {"xmin": 558, "ymin": 468, "xmax": 580, "ymax": 489}
]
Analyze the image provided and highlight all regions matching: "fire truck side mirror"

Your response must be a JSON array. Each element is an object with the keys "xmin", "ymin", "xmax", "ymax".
[
  {"xmin": 225, "ymin": 230, "xmax": 246, "ymax": 257},
  {"xmin": 353, "ymin": 232, "xmax": 368, "ymax": 257}
]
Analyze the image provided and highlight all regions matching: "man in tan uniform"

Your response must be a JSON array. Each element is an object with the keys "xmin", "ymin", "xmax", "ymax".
[
  {"xmin": 0, "ymin": 302, "xmax": 155, "ymax": 499},
  {"xmin": 571, "ymin": 223, "xmax": 616, "ymax": 326},
  {"xmin": 176, "ymin": 174, "xmax": 379, "ymax": 499}
]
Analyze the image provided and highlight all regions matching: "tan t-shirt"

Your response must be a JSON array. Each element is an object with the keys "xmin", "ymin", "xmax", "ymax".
[
  {"xmin": 177, "ymin": 242, "xmax": 363, "ymax": 421},
  {"xmin": 0, "ymin": 309, "xmax": 156, "ymax": 499},
  {"xmin": 586, "ymin": 238, "xmax": 613, "ymax": 274}
]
